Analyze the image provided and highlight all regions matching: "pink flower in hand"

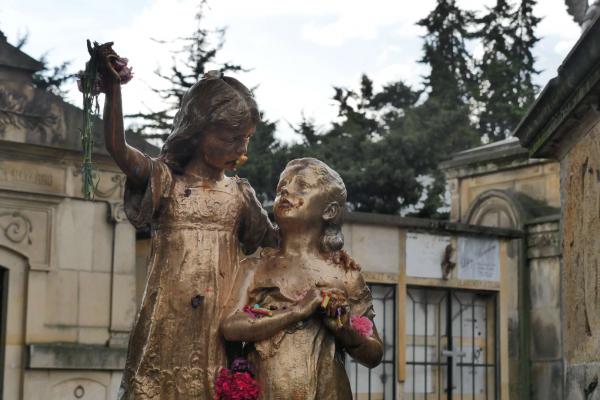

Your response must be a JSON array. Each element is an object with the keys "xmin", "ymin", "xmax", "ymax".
[
  {"xmin": 350, "ymin": 315, "xmax": 373, "ymax": 337},
  {"xmin": 76, "ymin": 57, "xmax": 133, "ymax": 95},
  {"xmin": 112, "ymin": 57, "xmax": 133, "ymax": 84}
]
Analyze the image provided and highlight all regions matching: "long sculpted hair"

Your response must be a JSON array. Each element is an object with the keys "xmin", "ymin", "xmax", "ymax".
[{"xmin": 158, "ymin": 70, "xmax": 260, "ymax": 173}]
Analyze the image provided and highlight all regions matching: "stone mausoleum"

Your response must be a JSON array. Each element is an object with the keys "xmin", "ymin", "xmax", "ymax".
[{"xmin": 515, "ymin": 14, "xmax": 600, "ymax": 400}]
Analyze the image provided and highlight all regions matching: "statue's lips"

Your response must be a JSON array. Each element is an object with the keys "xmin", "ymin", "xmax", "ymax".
[{"xmin": 276, "ymin": 197, "xmax": 303, "ymax": 210}]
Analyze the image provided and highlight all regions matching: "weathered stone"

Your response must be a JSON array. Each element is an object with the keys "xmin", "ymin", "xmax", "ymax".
[
  {"xmin": 78, "ymin": 271, "xmax": 111, "ymax": 328},
  {"xmin": 28, "ymin": 344, "xmax": 127, "ymax": 370},
  {"xmin": 0, "ymin": 194, "xmax": 55, "ymax": 270},
  {"xmin": 22, "ymin": 370, "xmax": 49, "ymax": 400},
  {"xmin": 531, "ymin": 361, "xmax": 563, "ymax": 400},
  {"xmin": 92, "ymin": 202, "xmax": 113, "ymax": 272},
  {"xmin": 561, "ymin": 121, "xmax": 600, "ymax": 364},
  {"xmin": 5, "ymin": 344, "xmax": 24, "ymax": 399},
  {"xmin": 78, "ymin": 327, "xmax": 110, "ymax": 346},
  {"xmin": 565, "ymin": 363, "xmax": 586, "ymax": 400},
  {"xmin": 55, "ymin": 199, "xmax": 95, "ymax": 271},
  {"xmin": 47, "ymin": 371, "xmax": 111, "ymax": 400},
  {"xmin": 113, "ymin": 222, "xmax": 136, "ymax": 274},
  {"xmin": 350, "ymin": 224, "xmax": 400, "ymax": 273},
  {"xmin": 530, "ymin": 308, "xmax": 562, "ymax": 360},
  {"xmin": 46, "ymin": 270, "xmax": 78, "ymax": 326},
  {"xmin": 110, "ymin": 274, "xmax": 136, "ymax": 332},
  {"xmin": 529, "ymin": 257, "xmax": 561, "ymax": 309},
  {"xmin": 109, "ymin": 371, "xmax": 124, "ymax": 400}
]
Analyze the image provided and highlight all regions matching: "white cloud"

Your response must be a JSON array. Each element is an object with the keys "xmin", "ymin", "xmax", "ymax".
[{"xmin": 0, "ymin": 0, "xmax": 584, "ymax": 143}]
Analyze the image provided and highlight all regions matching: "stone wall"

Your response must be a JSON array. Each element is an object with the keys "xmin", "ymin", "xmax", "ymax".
[
  {"xmin": 0, "ymin": 142, "xmax": 137, "ymax": 399},
  {"xmin": 561, "ymin": 119, "xmax": 600, "ymax": 399},
  {"xmin": 526, "ymin": 218, "xmax": 562, "ymax": 399}
]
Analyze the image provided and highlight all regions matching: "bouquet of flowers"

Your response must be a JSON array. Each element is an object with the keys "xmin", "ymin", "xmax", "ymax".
[
  {"xmin": 214, "ymin": 358, "xmax": 260, "ymax": 400},
  {"xmin": 77, "ymin": 40, "xmax": 133, "ymax": 200}
]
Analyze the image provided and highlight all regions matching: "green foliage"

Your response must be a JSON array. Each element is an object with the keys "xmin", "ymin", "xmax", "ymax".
[
  {"xmin": 139, "ymin": 0, "xmax": 541, "ymax": 217},
  {"xmin": 475, "ymin": 0, "xmax": 540, "ymax": 141},
  {"xmin": 10, "ymin": 31, "xmax": 75, "ymax": 98},
  {"xmin": 417, "ymin": 0, "xmax": 476, "ymax": 104},
  {"xmin": 32, "ymin": 57, "xmax": 75, "ymax": 98}
]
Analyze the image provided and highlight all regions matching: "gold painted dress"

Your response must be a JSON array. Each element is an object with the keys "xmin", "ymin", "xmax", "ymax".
[
  {"xmin": 119, "ymin": 158, "xmax": 276, "ymax": 400},
  {"xmin": 241, "ymin": 256, "xmax": 375, "ymax": 400}
]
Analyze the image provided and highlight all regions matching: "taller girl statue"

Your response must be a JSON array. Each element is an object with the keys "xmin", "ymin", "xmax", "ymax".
[{"xmin": 97, "ymin": 43, "xmax": 278, "ymax": 400}]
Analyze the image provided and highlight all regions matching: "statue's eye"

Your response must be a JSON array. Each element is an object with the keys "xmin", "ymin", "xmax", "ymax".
[{"xmin": 297, "ymin": 180, "xmax": 310, "ymax": 189}]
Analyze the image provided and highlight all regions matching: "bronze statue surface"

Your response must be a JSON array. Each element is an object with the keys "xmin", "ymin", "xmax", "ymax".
[
  {"xmin": 97, "ymin": 43, "xmax": 277, "ymax": 399},
  {"xmin": 221, "ymin": 158, "xmax": 383, "ymax": 399}
]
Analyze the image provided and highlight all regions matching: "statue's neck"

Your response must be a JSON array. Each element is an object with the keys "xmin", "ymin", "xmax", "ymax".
[
  {"xmin": 280, "ymin": 228, "xmax": 322, "ymax": 259},
  {"xmin": 184, "ymin": 156, "xmax": 224, "ymax": 181}
]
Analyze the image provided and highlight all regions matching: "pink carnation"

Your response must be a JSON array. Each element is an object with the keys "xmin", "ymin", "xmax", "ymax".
[
  {"xmin": 76, "ymin": 57, "xmax": 133, "ymax": 95},
  {"xmin": 350, "ymin": 315, "xmax": 373, "ymax": 337}
]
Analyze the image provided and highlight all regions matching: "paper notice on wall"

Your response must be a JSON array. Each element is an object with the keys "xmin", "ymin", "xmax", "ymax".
[
  {"xmin": 457, "ymin": 237, "xmax": 500, "ymax": 281},
  {"xmin": 406, "ymin": 232, "xmax": 451, "ymax": 278}
]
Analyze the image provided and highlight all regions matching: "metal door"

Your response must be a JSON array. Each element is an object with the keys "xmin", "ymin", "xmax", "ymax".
[
  {"xmin": 347, "ymin": 284, "xmax": 397, "ymax": 400},
  {"xmin": 405, "ymin": 287, "xmax": 498, "ymax": 400}
]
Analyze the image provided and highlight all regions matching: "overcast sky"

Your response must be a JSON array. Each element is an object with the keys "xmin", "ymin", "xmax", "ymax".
[{"xmin": 2, "ymin": 0, "xmax": 581, "ymax": 141}]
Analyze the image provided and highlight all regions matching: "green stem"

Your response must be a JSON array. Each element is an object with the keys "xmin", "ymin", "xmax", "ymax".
[{"xmin": 81, "ymin": 49, "xmax": 99, "ymax": 200}]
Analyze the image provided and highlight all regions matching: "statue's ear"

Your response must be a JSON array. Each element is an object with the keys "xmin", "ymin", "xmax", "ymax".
[{"xmin": 322, "ymin": 202, "xmax": 341, "ymax": 222}]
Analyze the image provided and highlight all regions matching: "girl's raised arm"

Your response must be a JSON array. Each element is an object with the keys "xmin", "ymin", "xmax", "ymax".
[{"xmin": 100, "ymin": 44, "xmax": 150, "ymax": 188}]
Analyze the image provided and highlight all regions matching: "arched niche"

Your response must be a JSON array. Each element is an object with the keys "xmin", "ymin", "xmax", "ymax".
[{"xmin": 463, "ymin": 189, "xmax": 526, "ymax": 230}]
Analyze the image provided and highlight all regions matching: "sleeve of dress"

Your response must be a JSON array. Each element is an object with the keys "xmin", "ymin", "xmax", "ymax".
[
  {"xmin": 123, "ymin": 157, "xmax": 173, "ymax": 230},
  {"xmin": 237, "ymin": 178, "xmax": 279, "ymax": 255}
]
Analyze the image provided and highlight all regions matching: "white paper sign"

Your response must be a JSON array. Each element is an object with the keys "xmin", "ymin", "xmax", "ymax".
[
  {"xmin": 406, "ymin": 233, "xmax": 451, "ymax": 278},
  {"xmin": 457, "ymin": 237, "xmax": 500, "ymax": 281}
]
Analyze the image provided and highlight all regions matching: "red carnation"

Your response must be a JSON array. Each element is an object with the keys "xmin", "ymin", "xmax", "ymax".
[{"xmin": 214, "ymin": 368, "xmax": 259, "ymax": 400}]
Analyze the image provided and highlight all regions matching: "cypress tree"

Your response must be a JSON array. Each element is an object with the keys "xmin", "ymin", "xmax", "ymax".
[
  {"xmin": 509, "ymin": 0, "xmax": 540, "ymax": 113},
  {"xmin": 476, "ymin": 0, "xmax": 540, "ymax": 142},
  {"xmin": 417, "ymin": 0, "xmax": 476, "ymax": 104}
]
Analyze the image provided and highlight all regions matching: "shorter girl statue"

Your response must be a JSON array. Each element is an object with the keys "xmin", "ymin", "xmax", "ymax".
[{"xmin": 221, "ymin": 158, "xmax": 383, "ymax": 399}]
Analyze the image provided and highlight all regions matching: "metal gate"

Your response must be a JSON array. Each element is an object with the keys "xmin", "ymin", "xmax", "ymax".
[
  {"xmin": 347, "ymin": 284, "xmax": 396, "ymax": 400},
  {"xmin": 405, "ymin": 287, "xmax": 498, "ymax": 400}
]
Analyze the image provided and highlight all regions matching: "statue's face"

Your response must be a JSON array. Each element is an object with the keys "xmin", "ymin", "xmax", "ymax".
[
  {"xmin": 199, "ymin": 126, "xmax": 254, "ymax": 171},
  {"xmin": 274, "ymin": 165, "xmax": 326, "ymax": 224}
]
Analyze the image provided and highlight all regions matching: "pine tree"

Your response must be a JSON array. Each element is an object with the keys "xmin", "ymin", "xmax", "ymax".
[
  {"xmin": 417, "ymin": 0, "xmax": 476, "ymax": 104},
  {"xmin": 476, "ymin": 0, "xmax": 540, "ymax": 142},
  {"xmin": 32, "ymin": 57, "xmax": 74, "ymax": 98},
  {"xmin": 127, "ymin": 0, "xmax": 243, "ymax": 140},
  {"xmin": 414, "ymin": 0, "xmax": 480, "ymax": 215},
  {"xmin": 510, "ymin": 0, "xmax": 540, "ymax": 112},
  {"xmin": 8, "ymin": 32, "xmax": 75, "ymax": 98}
]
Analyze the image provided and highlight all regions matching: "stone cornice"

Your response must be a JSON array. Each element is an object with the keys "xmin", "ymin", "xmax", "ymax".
[{"xmin": 514, "ymin": 15, "xmax": 600, "ymax": 158}]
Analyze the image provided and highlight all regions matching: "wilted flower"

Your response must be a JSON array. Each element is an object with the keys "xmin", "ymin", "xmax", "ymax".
[
  {"xmin": 231, "ymin": 357, "xmax": 254, "ymax": 377},
  {"xmin": 76, "ymin": 57, "xmax": 133, "ymax": 95}
]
